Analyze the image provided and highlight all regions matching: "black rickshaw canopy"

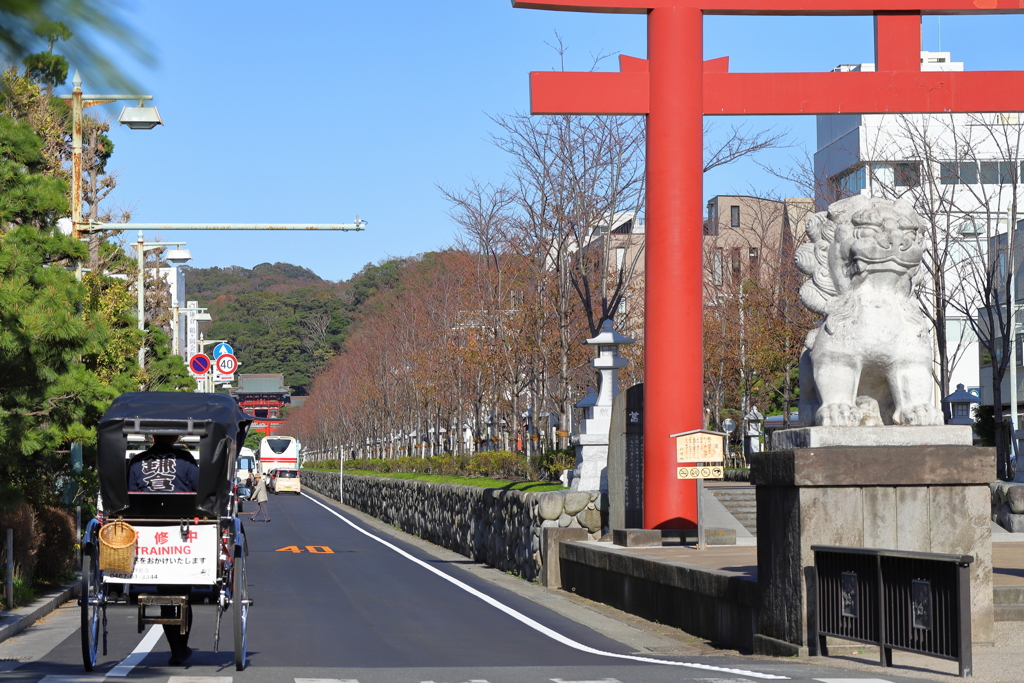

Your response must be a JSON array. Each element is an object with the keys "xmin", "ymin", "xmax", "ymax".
[{"xmin": 97, "ymin": 392, "xmax": 252, "ymax": 518}]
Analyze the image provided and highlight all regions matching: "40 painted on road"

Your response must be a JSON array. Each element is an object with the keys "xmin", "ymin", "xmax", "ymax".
[{"xmin": 276, "ymin": 545, "xmax": 334, "ymax": 553}]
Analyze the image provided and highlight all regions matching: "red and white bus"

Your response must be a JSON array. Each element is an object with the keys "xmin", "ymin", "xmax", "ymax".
[{"xmin": 258, "ymin": 435, "xmax": 300, "ymax": 472}]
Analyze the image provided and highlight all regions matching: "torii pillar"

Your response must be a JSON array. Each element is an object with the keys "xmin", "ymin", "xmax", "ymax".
[{"xmin": 513, "ymin": 0, "xmax": 1024, "ymax": 530}]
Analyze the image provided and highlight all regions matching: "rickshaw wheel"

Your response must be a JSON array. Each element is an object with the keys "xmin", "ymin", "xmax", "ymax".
[
  {"xmin": 80, "ymin": 550, "xmax": 101, "ymax": 670},
  {"xmin": 233, "ymin": 546, "xmax": 248, "ymax": 670}
]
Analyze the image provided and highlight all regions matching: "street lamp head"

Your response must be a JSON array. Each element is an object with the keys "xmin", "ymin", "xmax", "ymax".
[
  {"xmin": 195, "ymin": 312, "xmax": 213, "ymax": 322},
  {"xmin": 164, "ymin": 248, "xmax": 192, "ymax": 265},
  {"xmin": 118, "ymin": 103, "xmax": 163, "ymax": 130}
]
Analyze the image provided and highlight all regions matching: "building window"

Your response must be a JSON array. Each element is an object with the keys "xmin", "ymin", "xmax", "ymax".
[
  {"xmin": 832, "ymin": 166, "xmax": 867, "ymax": 198},
  {"xmin": 893, "ymin": 161, "xmax": 921, "ymax": 188},
  {"xmin": 618, "ymin": 298, "xmax": 627, "ymax": 315},
  {"xmin": 731, "ymin": 248, "xmax": 741, "ymax": 275},
  {"xmin": 713, "ymin": 248, "xmax": 724, "ymax": 286},
  {"xmin": 981, "ymin": 161, "xmax": 1017, "ymax": 184},
  {"xmin": 959, "ymin": 218, "xmax": 982, "ymax": 236},
  {"xmin": 730, "ymin": 205, "xmax": 740, "ymax": 227},
  {"xmin": 749, "ymin": 247, "xmax": 759, "ymax": 276},
  {"xmin": 615, "ymin": 247, "xmax": 626, "ymax": 271},
  {"xmin": 940, "ymin": 161, "xmax": 979, "ymax": 185},
  {"xmin": 706, "ymin": 201, "xmax": 718, "ymax": 235}
]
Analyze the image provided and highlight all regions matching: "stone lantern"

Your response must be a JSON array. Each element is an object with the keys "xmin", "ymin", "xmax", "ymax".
[
  {"xmin": 942, "ymin": 383, "xmax": 979, "ymax": 426},
  {"xmin": 570, "ymin": 319, "xmax": 635, "ymax": 492},
  {"xmin": 744, "ymin": 406, "xmax": 765, "ymax": 458}
]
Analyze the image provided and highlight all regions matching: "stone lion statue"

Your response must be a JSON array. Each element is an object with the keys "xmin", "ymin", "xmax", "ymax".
[{"xmin": 796, "ymin": 195, "xmax": 943, "ymax": 427}]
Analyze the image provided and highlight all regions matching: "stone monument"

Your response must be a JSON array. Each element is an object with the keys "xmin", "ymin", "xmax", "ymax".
[
  {"xmin": 570, "ymin": 319, "xmax": 634, "ymax": 492},
  {"xmin": 607, "ymin": 383, "xmax": 645, "ymax": 529},
  {"xmin": 753, "ymin": 195, "xmax": 994, "ymax": 655}
]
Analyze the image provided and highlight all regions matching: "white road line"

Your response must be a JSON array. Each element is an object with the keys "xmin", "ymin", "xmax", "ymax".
[
  {"xmin": 168, "ymin": 678, "xmax": 233, "ymax": 683},
  {"xmin": 107, "ymin": 624, "xmax": 163, "ymax": 677},
  {"xmin": 303, "ymin": 493, "xmax": 789, "ymax": 680}
]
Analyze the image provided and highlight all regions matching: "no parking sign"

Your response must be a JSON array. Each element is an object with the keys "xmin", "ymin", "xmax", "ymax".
[{"xmin": 188, "ymin": 353, "xmax": 211, "ymax": 376}]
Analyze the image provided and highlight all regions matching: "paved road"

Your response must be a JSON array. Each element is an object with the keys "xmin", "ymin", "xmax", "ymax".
[{"xmin": 1, "ymin": 492, "xmax": 929, "ymax": 683}]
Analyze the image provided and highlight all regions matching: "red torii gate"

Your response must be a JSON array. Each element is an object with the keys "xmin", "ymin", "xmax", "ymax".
[{"xmin": 513, "ymin": 0, "xmax": 1024, "ymax": 530}]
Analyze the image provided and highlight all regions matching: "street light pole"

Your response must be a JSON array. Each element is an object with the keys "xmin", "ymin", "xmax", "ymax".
[
  {"xmin": 136, "ymin": 232, "xmax": 145, "ymax": 366},
  {"xmin": 61, "ymin": 72, "xmax": 156, "ymax": 248},
  {"xmin": 70, "ymin": 73, "xmax": 82, "ymax": 273}
]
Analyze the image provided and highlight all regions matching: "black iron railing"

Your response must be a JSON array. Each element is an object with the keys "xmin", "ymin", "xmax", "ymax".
[{"xmin": 811, "ymin": 545, "xmax": 973, "ymax": 678}]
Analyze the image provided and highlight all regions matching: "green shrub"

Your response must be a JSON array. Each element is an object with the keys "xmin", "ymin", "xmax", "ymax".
[
  {"xmin": 0, "ymin": 501, "xmax": 40, "ymax": 583},
  {"xmin": 11, "ymin": 572, "xmax": 35, "ymax": 609},
  {"xmin": 536, "ymin": 447, "xmax": 576, "ymax": 480},
  {"xmin": 424, "ymin": 455, "xmax": 462, "ymax": 476},
  {"xmin": 34, "ymin": 506, "xmax": 76, "ymax": 584},
  {"xmin": 338, "ymin": 452, "xmax": 542, "ymax": 480},
  {"xmin": 467, "ymin": 450, "xmax": 532, "ymax": 480}
]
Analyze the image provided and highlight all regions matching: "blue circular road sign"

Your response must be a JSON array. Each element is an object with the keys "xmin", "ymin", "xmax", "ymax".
[{"xmin": 212, "ymin": 342, "xmax": 234, "ymax": 359}]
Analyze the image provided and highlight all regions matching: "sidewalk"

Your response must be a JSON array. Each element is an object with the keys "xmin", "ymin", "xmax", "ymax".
[{"xmin": 0, "ymin": 579, "xmax": 80, "ymax": 646}]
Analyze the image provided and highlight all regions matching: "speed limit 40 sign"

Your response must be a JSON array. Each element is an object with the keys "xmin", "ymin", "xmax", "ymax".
[{"xmin": 215, "ymin": 353, "xmax": 238, "ymax": 375}]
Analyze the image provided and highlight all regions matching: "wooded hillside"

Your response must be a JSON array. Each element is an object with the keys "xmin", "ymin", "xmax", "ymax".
[{"xmin": 181, "ymin": 260, "xmax": 408, "ymax": 394}]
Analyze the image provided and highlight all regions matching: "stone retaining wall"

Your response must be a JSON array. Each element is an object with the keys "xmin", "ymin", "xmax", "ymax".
[
  {"xmin": 559, "ymin": 540, "xmax": 758, "ymax": 651},
  {"xmin": 300, "ymin": 469, "xmax": 605, "ymax": 580}
]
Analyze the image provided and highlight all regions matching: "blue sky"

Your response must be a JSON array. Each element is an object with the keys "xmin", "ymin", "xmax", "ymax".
[{"xmin": 78, "ymin": 2, "xmax": 1024, "ymax": 282}]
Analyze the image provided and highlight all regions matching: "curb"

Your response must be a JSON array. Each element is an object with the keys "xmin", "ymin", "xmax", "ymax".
[{"xmin": 0, "ymin": 576, "xmax": 81, "ymax": 646}]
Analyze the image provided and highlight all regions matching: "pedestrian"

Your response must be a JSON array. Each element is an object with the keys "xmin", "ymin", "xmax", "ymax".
[
  {"xmin": 251, "ymin": 473, "xmax": 271, "ymax": 522},
  {"xmin": 127, "ymin": 434, "xmax": 197, "ymax": 666}
]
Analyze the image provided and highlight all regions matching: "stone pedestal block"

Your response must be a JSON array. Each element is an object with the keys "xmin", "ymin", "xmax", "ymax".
[
  {"xmin": 751, "ymin": 446, "xmax": 995, "ymax": 654},
  {"xmin": 612, "ymin": 528, "xmax": 662, "ymax": 547},
  {"xmin": 540, "ymin": 527, "xmax": 589, "ymax": 588}
]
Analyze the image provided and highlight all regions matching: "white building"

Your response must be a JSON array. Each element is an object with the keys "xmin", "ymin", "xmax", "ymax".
[
  {"xmin": 813, "ymin": 50, "xmax": 1024, "ymax": 402},
  {"xmin": 156, "ymin": 266, "xmax": 187, "ymax": 356}
]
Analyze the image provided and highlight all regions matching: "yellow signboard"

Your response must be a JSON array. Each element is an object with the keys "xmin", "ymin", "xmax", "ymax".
[
  {"xmin": 677, "ymin": 466, "xmax": 725, "ymax": 480},
  {"xmin": 675, "ymin": 431, "xmax": 725, "ymax": 463}
]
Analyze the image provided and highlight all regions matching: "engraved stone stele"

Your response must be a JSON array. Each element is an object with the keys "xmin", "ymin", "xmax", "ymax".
[
  {"xmin": 794, "ymin": 194, "xmax": 943, "ymax": 428},
  {"xmin": 570, "ymin": 319, "xmax": 634, "ymax": 492}
]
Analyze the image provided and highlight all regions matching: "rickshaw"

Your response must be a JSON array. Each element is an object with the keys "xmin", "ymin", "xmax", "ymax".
[{"xmin": 79, "ymin": 392, "xmax": 253, "ymax": 671}]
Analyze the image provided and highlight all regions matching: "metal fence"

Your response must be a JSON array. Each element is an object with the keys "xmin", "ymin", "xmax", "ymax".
[{"xmin": 811, "ymin": 545, "xmax": 974, "ymax": 678}]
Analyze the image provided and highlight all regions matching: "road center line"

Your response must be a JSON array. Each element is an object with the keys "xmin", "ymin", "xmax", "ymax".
[
  {"xmin": 302, "ymin": 493, "xmax": 788, "ymax": 680},
  {"xmin": 107, "ymin": 624, "xmax": 163, "ymax": 677}
]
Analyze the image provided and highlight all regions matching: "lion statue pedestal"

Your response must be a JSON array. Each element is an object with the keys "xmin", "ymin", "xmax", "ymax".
[{"xmin": 749, "ymin": 196, "xmax": 994, "ymax": 657}]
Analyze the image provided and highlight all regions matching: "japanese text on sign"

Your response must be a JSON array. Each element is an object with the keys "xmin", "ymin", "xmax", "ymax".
[
  {"xmin": 677, "ymin": 466, "xmax": 724, "ymax": 480},
  {"xmin": 675, "ymin": 431, "xmax": 725, "ymax": 463},
  {"xmin": 105, "ymin": 525, "xmax": 217, "ymax": 585}
]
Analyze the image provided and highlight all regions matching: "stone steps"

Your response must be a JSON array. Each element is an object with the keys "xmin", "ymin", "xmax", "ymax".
[
  {"xmin": 994, "ymin": 586, "xmax": 1024, "ymax": 621},
  {"xmin": 709, "ymin": 487, "xmax": 757, "ymax": 535}
]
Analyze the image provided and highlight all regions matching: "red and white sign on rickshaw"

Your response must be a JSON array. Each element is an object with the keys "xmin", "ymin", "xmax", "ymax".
[{"xmin": 105, "ymin": 525, "xmax": 218, "ymax": 585}]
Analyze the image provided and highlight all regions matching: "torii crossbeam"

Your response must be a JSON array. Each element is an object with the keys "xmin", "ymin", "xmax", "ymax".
[{"xmin": 514, "ymin": 0, "xmax": 1024, "ymax": 530}]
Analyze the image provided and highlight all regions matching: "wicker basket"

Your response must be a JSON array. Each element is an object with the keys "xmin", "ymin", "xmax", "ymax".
[{"xmin": 98, "ymin": 521, "xmax": 137, "ymax": 574}]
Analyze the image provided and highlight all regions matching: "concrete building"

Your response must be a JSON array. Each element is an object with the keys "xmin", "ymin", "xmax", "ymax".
[
  {"xmin": 555, "ymin": 212, "xmax": 646, "ymax": 329},
  {"xmin": 156, "ymin": 266, "xmax": 187, "ymax": 357},
  {"xmin": 703, "ymin": 195, "xmax": 813, "ymax": 294}
]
